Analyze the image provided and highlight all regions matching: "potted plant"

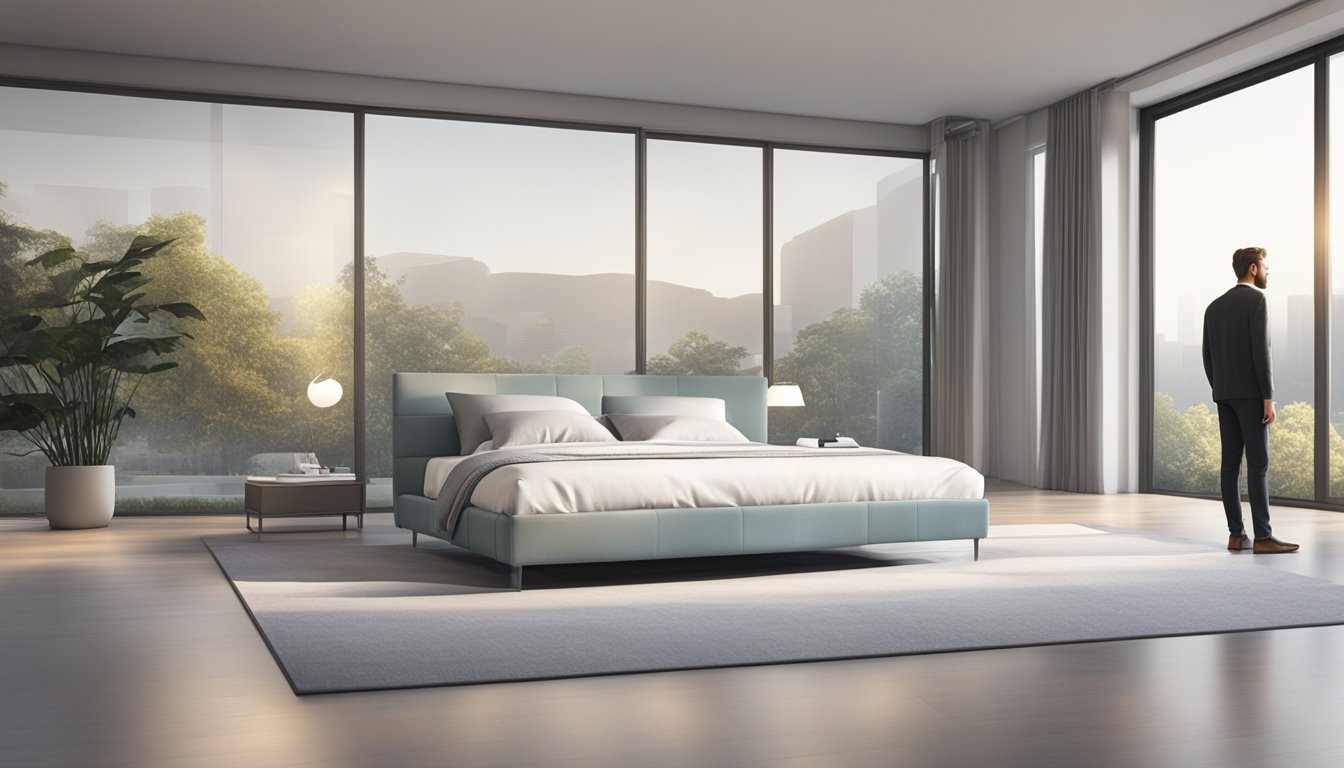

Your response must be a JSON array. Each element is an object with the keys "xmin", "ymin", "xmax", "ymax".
[{"xmin": 0, "ymin": 236, "xmax": 204, "ymax": 528}]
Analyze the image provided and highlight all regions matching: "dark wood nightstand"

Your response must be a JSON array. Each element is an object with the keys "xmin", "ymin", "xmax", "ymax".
[{"xmin": 244, "ymin": 479, "xmax": 365, "ymax": 535}]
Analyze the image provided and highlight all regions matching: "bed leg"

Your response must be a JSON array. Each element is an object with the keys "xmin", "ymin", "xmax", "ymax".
[
  {"xmin": 510, "ymin": 566, "xmax": 524, "ymax": 591},
  {"xmin": 974, "ymin": 538, "xmax": 980, "ymax": 561},
  {"xmin": 412, "ymin": 531, "xmax": 417, "ymax": 548}
]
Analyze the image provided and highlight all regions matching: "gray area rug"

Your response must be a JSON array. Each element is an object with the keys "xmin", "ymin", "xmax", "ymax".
[{"xmin": 204, "ymin": 525, "xmax": 1344, "ymax": 694}]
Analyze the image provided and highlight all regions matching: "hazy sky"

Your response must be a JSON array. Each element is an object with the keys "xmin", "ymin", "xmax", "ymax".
[
  {"xmin": 1153, "ymin": 63, "xmax": 1315, "ymax": 339},
  {"xmin": 1, "ymin": 87, "xmax": 921, "ymax": 301},
  {"xmin": 365, "ymin": 116, "xmax": 920, "ymax": 299}
]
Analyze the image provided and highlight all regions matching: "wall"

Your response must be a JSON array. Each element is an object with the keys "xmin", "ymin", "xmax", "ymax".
[
  {"xmin": 985, "ymin": 1, "xmax": 1344, "ymax": 492},
  {"xmin": 0, "ymin": 43, "xmax": 926, "ymax": 152}
]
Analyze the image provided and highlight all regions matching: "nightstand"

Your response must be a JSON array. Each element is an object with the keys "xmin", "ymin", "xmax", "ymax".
[{"xmin": 244, "ymin": 479, "xmax": 365, "ymax": 535}]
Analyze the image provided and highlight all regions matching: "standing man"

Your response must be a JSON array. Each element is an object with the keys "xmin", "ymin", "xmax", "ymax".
[{"xmin": 1202, "ymin": 246, "xmax": 1298, "ymax": 554}]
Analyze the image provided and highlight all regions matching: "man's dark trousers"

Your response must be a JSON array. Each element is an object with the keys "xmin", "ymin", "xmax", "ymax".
[{"xmin": 1217, "ymin": 398, "xmax": 1272, "ymax": 540}]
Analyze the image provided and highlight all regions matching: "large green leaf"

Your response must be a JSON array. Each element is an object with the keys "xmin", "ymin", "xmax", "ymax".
[
  {"xmin": 113, "ymin": 361, "xmax": 177, "ymax": 376},
  {"xmin": 153, "ymin": 302, "xmax": 206, "ymax": 321},
  {"xmin": 79, "ymin": 258, "xmax": 121, "ymax": 275},
  {"xmin": 0, "ymin": 393, "xmax": 66, "ymax": 432},
  {"xmin": 1, "ymin": 234, "xmax": 200, "ymax": 465},
  {"xmin": 0, "ymin": 314, "xmax": 43, "ymax": 333},
  {"xmin": 24, "ymin": 245, "xmax": 78, "ymax": 269}
]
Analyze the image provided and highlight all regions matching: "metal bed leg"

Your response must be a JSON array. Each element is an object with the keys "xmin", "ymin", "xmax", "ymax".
[
  {"xmin": 974, "ymin": 538, "xmax": 980, "ymax": 561},
  {"xmin": 510, "ymin": 566, "xmax": 523, "ymax": 591},
  {"xmin": 411, "ymin": 531, "xmax": 417, "ymax": 548}
]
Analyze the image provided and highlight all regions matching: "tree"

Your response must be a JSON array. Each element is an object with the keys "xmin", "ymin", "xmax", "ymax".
[
  {"xmin": 1153, "ymin": 393, "xmax": 1344, "ymax": 500},
  {"xmin": 1152, "ymin": 392, "xmax": 1219, "ymax": 493},
  {"xmin": 81, "ymin": 215, "xmax": 311, "ymax": 473},
  {"xmin": 0, "ymin": 187, "xmax": 71, "ymax": 489},
  {"xmin": 770, "ymin": 273, "xmax": 923, "ymax": 451},
  {"xmin": 0, "ymin": 183, "xmax": 65, "ymax": 316},
  {"xmin": 646, "ymin": 331, "xmax": 754, "ymax": 376},
  {"xmin": 324, "ymin": 257, "xmax": 498, "ymax": 476}
]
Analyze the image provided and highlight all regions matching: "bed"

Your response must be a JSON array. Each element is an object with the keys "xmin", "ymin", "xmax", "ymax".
[{"xmin": 393, "ymin": 373, "xmax": 989, "ymax": 588}]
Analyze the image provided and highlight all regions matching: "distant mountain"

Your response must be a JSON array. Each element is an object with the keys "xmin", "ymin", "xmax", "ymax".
[{"xmin": 386, "ymin": 255, "xmax": 761, "ymax": 372}]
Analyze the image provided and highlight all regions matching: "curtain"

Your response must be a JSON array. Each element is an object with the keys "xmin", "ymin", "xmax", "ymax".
[
  {"xmin": 929, "ymin": 118, "xmax": 989, "ymax": 466},
  {"xmin": 1039, "ymin": 89, "xmax": 1103, "ymax": 492}
]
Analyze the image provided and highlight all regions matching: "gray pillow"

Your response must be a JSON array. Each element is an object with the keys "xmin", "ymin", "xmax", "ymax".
[
  {"xmin": 600, "ymin": 395, "xmax": 727, "ymax": 421},
  {"xmin": 445, "ymin": 392, "xmax": 590, "ymax": 454},
  {"xmin": 606, "ymin": 413, "xmax": 749, "ymax": 443},
  {"xmin": 483, "ymin": 410, "xmax": 618, "ymax": 449}
]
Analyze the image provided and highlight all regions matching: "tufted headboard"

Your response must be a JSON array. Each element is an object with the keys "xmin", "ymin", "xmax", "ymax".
[{"xmin": 391, "ymin": 373, "xmax": 768, "ymax": 504}]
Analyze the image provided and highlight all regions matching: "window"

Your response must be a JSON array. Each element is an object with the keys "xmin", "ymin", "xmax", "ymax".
[
  {"xmin": 0, "ymin": 87, "xmax": 354, "ymax": 513},
  {"xmin": 1030, "ymin": 146, "xmax": 1046, "ymax": 479},
  {"xmin": 0, "ymin": 82, "xmax": 933, "ymax": 516},
  {"xmin": 646, "ymin": 139, "xmax": 763, "ymax": 375},
  {"xmin": 1149, "ymin": 66, "xmax": 1314, "ymax": 499},
  {"xmin": 362, "ymin": 116, "xmax": 635, "ymax": 496},
  {"xmin": 769, "ymin": 149, "xmax": 925, "ymax": 451}
]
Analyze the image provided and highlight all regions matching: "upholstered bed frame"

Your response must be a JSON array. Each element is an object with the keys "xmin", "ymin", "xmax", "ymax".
[{"xmin": 393, "ymin": 373, "xmax": 989, "ymax": 588}]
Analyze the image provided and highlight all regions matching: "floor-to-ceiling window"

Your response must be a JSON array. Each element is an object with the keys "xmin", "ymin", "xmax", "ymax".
[
  {"xmin": 362, "ymin": 115, "xmax": 636, "ymax": 503},
  {"xmin": 1030, "ymin": 145, "xmax": 1046, "ymax": 482},
  {"xmin": 0, "ymin": 86, "xmax": 354, "ymax": 514},
  {"xmin": 1, "ymin": 81, "xmax": 930, "ymax": 514},
  {"xmin": 769, "ymin": 149, "xmax": 926, "ymax": 451},
  {"xmin": 1330, "ymin": 52, "xmax": 1344, "ymax": 500},
  {"xmin": 1151, "ymin": 65, "xmax": 1314, "ymax": 499},
  {"xmin": 646, "ymin": 138, "xmax": 763, "ymax": 376},
  {"xmin": 1145, "ymin": 41, "xmax": 1344, "ymax": 508}
]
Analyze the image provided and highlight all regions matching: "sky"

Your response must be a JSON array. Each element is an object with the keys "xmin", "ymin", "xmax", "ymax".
[
  {"xmin": 1152, "ymin": 62, "xmax": 1318, "ymax": 340},
  {"xmin": 0, "ymin": 86, "xmax": 919, "ymax": 301}
]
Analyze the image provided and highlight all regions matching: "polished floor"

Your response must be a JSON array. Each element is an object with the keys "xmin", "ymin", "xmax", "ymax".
[{"xmin": 3, "ymin": 482, "xmax": 1344, "ymax": 768}]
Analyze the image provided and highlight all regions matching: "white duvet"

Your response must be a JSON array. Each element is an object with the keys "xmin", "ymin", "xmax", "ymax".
[{"xmin": 423, "ymin": 441, "xmax": 984, "ymax": 516}]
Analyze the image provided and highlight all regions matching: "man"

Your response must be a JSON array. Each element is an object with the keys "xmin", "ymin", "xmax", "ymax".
[{"xmin": 1202, "ymin": 246, "xmax": 1298, "ymax": 554}]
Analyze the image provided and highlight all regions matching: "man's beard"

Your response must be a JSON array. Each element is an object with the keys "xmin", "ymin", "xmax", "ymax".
[{"xmin": 1255, "ymin": 272, "xmax": 1268, "ymax": 289}]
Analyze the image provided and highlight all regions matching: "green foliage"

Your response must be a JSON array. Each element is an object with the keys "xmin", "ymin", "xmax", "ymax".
[
  {"xmin": 336, "ymin": 257, "xmax": 497, "ymax": 476},
  {"xmin": 0, "ymin": 183, "xmax": 66, "ymax": 318},
  {"xmin": 770, "ymin": 273, "xmax": 923, "ymax": 451},
  {"xmin": 1153, "ymin": 394, "xmax": 1344, "ymax": 499},
  {"xmin": 0, "ymin": 235, "xmax": 204, "ymax": 466},
  {"xmin": 85, "ymin": 216, "xmax": 320, "ymax": 473},
  {"xmin": 1152, "ymin": 392, "xmax": 1220, "ymax": 493},
  {"xmin": 646, "ymin": 331, "xmax": 755, "ymax": 376}
]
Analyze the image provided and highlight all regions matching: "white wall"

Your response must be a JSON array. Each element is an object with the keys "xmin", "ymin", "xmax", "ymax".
[
  {"xmin": 0, "ymin": 43, "xmax": 927, "ymax": 152},
  {"xmin": 984, "ymin": 2, "xmax": 1344, "ymax": 492}
]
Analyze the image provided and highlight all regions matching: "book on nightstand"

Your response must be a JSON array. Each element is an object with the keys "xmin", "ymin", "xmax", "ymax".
[
  {"xmin": 247, "ymin": 473, "xmax": 358, "ymax": 484},
  {"xmin": 796, "ymin": 437, "xmax": 860, "ymax": 448}
]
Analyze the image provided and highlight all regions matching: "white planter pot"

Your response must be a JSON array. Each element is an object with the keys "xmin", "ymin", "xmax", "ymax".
[{"xmin": 45, "ymin": 465, "xmax": 115, "ymax": 530}]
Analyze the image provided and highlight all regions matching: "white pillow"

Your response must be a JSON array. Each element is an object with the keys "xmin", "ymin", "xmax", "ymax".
[
  {"xmin": 472, "ymin": 440, "xmax": 495, "ymax": 454},
  {"xmin": 599, "ymin": 395, "xmax": 727, "ymax": 421},
  {"xmin": 606, "ymin": 413, "xmax": 749, "ymax": 443},
  {"xmin": 484, "ymin": 409, "xmax": 618, "ymax": 449},
  {"xmin": 445, "ymin": 392, "xmax": 590, "ymax": 454}
]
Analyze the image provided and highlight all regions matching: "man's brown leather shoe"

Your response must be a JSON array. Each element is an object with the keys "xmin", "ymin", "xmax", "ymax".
[
  {"xmin": 1228, "ymin": 534, "xmax": 1250, "ymax": 551},
  {"xmin": 1253, "ymin": 537, "xmax": 1300, "ymax": 554}
]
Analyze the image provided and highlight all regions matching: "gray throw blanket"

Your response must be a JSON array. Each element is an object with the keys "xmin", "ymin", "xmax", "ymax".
[{"xmin": 433, "ymin": 443, "xmax": 894, "ymax": 534}]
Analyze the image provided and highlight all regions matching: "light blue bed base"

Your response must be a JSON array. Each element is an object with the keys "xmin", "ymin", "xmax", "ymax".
[{"xmin": 393, "ymin": 373, "xmax": 989, "ymax": 587}]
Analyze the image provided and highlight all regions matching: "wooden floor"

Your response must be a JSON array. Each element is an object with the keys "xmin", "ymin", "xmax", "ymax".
[{"xmin": 4, "ymin": 482, "xmax": 1344, "ymax": 768}]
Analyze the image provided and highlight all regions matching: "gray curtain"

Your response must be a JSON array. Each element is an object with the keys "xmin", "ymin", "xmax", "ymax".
[
  {"xmin": 1040, "ymin": 90, "xmax": 1103, "ymax": 492},
  {"xmin": 929, "ymin": 118, "xmax": 989, "ymax": 466}
]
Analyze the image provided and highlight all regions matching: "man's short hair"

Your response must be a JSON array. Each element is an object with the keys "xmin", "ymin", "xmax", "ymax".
[{"xmin": 1233, "ymin": 247, "xmax": 1266, "ymax": 279}]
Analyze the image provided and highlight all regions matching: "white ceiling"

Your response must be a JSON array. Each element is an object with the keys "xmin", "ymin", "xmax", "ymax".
[{"xmin": 0, "ymin": 0, "xmax": 1307, "ymax": 124}]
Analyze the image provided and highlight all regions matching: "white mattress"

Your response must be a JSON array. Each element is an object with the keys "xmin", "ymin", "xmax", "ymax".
[{"xmin": 423, "ymin": 442, "xmax": 984, "ymax": 516}]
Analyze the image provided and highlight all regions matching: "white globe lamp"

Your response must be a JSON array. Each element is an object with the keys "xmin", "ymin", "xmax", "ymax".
[{"xmin": 307, "ymin": 376, "xmax": 343, "ymax": 408}]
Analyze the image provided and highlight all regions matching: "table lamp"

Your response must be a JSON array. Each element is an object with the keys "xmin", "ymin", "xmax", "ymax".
[{"xmin": 766, "ymin": 383, "xmax": 805, "ymax": 407}]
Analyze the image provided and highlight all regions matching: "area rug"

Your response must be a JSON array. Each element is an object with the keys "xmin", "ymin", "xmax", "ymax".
[{"xmin": 204, "ymin": 524, "xmax": 1344, "ymax": 694}]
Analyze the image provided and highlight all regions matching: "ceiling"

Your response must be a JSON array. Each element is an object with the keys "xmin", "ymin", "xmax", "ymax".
[{"xmin": 0, "ymin": 0, "xmax": 1308, "ymax": 124}]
